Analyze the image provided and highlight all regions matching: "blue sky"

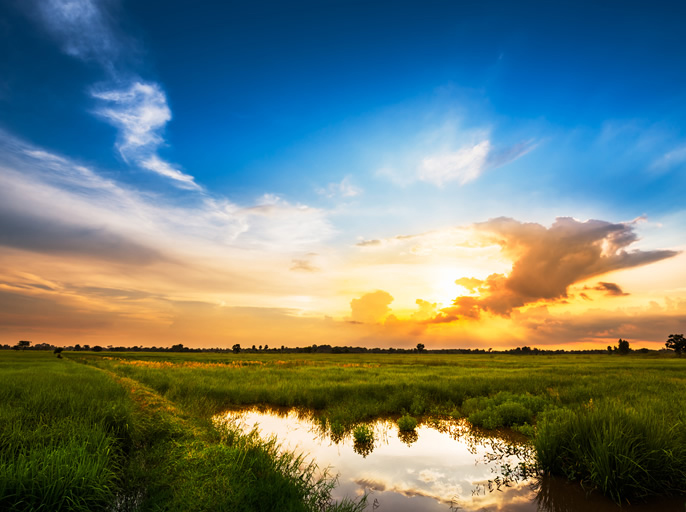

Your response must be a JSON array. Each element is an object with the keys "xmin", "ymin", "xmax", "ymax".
[{"xmin": 0, "ymin": 0, "xmax": 684, "ymax": 348}]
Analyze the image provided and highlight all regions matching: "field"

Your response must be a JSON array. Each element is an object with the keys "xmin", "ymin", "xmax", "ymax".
[{"xmin": 2, "ymin": 350, "xmax": 686, "ymax": 510}]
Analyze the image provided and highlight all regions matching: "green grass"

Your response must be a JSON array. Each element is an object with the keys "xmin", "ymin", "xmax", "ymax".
[
  {"xmin": 0, "ymin": 351, "xmax": 364, "ymax": 512},
  {"xmin": 0, "ymin": 352, "xmax": 131, "ymax": 511},
  {"xmin": 6, "ymin": 350, "xmax": 686, "ymax": 507},
  {"xmin": 352, "ymin": 424, "xmax": 374, "ymax": 444},
  {"xmin": 68, "ymin": 350, "xmax": 686, "ymax": 504},
  {"xmin": 397, "ymin": 413, "xmax": 418, "ymax": 432}
]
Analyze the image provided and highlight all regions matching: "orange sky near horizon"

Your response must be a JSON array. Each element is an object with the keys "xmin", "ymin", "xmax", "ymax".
[{"xmin": 1, "ymin": 212, "xmax": 684, "ymax": 351}]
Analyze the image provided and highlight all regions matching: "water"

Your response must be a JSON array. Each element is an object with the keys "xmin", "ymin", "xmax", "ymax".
[{"xmin": 214, "ymin": 409, "xmax": 685, "ymax": 512}]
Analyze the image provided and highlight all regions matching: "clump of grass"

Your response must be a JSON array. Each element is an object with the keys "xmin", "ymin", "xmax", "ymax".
[
  {"xmin": 463, "ymin": 392, "xmax": 548, "ymax": 430},
  {"xmin": 329, "ymin": 420, "xmax": 345, "ymax": 441},
  {"xmin": 352, "ymin": 424, "xmax": 374, "ymax": 444},
  {"xmin": 512, "ymin": 422, "xmax": 535, "ymax": 437},
  {"xmin": 535, "ymin": 400, "xmax": 686, "ymax": 503},
  {"xmin": 397, "ymin": 414, "xmax": 418, "ymax": 432}
]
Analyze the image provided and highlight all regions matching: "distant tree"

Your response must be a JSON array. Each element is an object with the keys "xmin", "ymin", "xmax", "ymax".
[
  {"xmin": 416, "ymin": 343, "xmax": 425, "ymax": 353},
  {"xmin": 92, "ymin": 345, "xmax": 103, "ymax": 352},
  {"xmin": 607, "ymin": 345, "xmax": 613, "ymax": 354},
  {"xmin": 53, "ymin": 347, "xmax": 63, "ymax": 359},
  {"xmin": 252, "ymin": 345, "xmax": 256, "ymax": 351},
  {"xmin": 665, "ymin": 334, "xmax": 685, "ymax": 357},
  {"xmin": 264, "ymin": 344, "xmax": 269, "ymax": 351},
  {"xmin": 617, "ymin": 338, "xmax": 631, "ymax": 355},
  {"xmin": 15, "ymin": 340, "xmax": 31, "ymax": 351},
  {"xmin": 83, "ymin": 344, "xmax": 91, "ymax": 351},
  {"xmin": 74, "ymin": 344, "xmax": 81, "ymax": 351},
  {"xmin": 259, "ymin": 345, "xmax": 262, "ymax": 351},
  {"xmin": 232, "ymin": 343, "xmax": 241, "ymax": 354}
]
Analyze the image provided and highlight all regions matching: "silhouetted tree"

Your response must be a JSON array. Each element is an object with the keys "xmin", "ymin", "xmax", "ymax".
[
  {"xmin": 665, "ymin": 333, "xmax": 685, "ymax": 356},
  {"xmin": 53, "ymin": 347, "xmax": 63, "ymax": 359},
  {"xmin": 416, "ymin": 343, "xmax": 425, "ymax": 353},
  {"xmin": 14, "ymin": 340, "xmax": 31, "ymax": 351},
  {"xmin": 232, "ymin": 343, "xmax": 241, "ymax": 354},
  {"xmin": 617, "ymin": 338, "xmax": 631, "ymax": 355},
  {"xmin": 92, "ymin": 345, "xmax": 103, "ymax": 352}
]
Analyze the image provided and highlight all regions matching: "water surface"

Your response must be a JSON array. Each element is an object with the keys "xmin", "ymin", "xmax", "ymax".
[{"xmin": 215, "ymin": 409, "xmax": 685, "ymax": 512}]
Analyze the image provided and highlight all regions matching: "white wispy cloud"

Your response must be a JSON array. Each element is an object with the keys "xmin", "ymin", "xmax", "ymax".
[
  {"xmin": 376, "ymin": 121, "xmax": 535, "ymax": 188},
  {"xmin": 29, "ymin": 0, "xmax": 200, "ymax": 191},
  {"xmin": 419, "ymin": 140, "xmax": 491, "ymax": 186},
  {"xmin": 0, "ymin": 133, "xmax": 332, "ymax": 259},
  {"xmin": 93, "ymin": 83, "xmax": 170, "ymax": 155},
  {"xmin": 93, "ymin": 80, "xmax": 202, "ymax": 190},
  {"xmin": 316, "ymin": 176, "xmax": 362, "ymax": 198},
  {"xmin": 652, "ymin": 144, "xmax": 686, "ymax": 171},
  {"xmin": 33, "ymin": 0, "xmax": 120, "ymax": 70}
]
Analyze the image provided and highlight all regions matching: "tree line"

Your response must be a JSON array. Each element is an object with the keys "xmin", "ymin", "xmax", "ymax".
[{"xmin": 3, "ymin": 334, "xmax": 684, "ymax": 356}]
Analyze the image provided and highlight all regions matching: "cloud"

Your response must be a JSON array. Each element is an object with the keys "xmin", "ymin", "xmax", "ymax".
[
  {"xmin": 418, "ymin": 140, "xmax": 491, "ymax": 186},
  {"xmin": 316, "ymin": 176, "xmax": 362, "ymax": 198},
  {"xmin": 592, "ymin": 282, "xmax": 629, "ymax": 296},
  {"xmin": 455, "ymin": 277, "xmax": 483, "ymax": 293},
  {"xmin": 652, "ymin": 144, "xmax": 686, "ymax": 170},
  {"xmin": 350, "ymin": 290, "xmax": 394, "ymax": 324},
  {"xmin": 436, "ymin": 217, "xmax": 678, "ymax": 319},
  {"xmin": 93, "ymin": 83, "xmax": 171, "ymax": 155},
  {"xmin": 0, "ymin": 133, "xmax": 333, "ymax": 281},
  {"xmin": 356, "ymin": 239, "xmax": 381, "ymax": 247},
  {"xmin": 140, "ymin": 155, "xmax": 199, "ymax": 190},
  {"xmin": 290, "ymin": 255, "xmax": 319, "ymax": 272},
  {"xmin": 31, "ymin": 0, "xmax": 122, "ymax": 70},
  {"xmin": 27, "ymin": 0, "xmax": 199, "ymax": 190},
  {"xmin": 410, "ymin": 299, "xmax": 438, "ymax": 321},
  {"xmin": 376, "ymin": 119, "xmax": 537, "ymax": 187},
  {"xmin": 93, "ymin": 82, "xmax": 201, "ymax": 189},
  {"xmin": 0, "ymin": 204, "xmax": 164, "ymax": 265}
]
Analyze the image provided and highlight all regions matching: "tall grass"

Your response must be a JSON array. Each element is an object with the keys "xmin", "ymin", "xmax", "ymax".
[
  {"xmin": 0, "ymin": 351, "xmax": 365, "ymax": 512},
  {"xmin": 0, "ymin": 352, "xmax": 132, "ymax": 511},
  {"xmin": 535, "ymin": 400, "xmax": 686, "ymax": 503}
]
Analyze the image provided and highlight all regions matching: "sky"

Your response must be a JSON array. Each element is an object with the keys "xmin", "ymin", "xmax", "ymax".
[{"xmin": 0, "ymin": 0, "xmax": 685, "ymax": 350}]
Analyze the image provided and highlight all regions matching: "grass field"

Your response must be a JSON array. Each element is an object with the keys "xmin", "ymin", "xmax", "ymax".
[
  {"xmin": 3, "ymin": 350, "xmax": 686, "ymax": 509},
  {"xmin": 0, "ymin": 351, "xmax": 363, "ymax": 512}
]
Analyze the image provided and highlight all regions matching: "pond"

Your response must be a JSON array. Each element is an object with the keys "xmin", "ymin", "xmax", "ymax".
[{"xmin": 214, "ymin": 409, "xmax": 685, "ymax": 512}]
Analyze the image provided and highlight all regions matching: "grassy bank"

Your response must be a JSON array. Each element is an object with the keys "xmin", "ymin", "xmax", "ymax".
[
  {"xmin": 0, "ymin": 351, "xmax": 363, "ymax": 512},
  {"xmin": 70, "ymin": 351, "xmax": 686, "ymax": 504}
]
